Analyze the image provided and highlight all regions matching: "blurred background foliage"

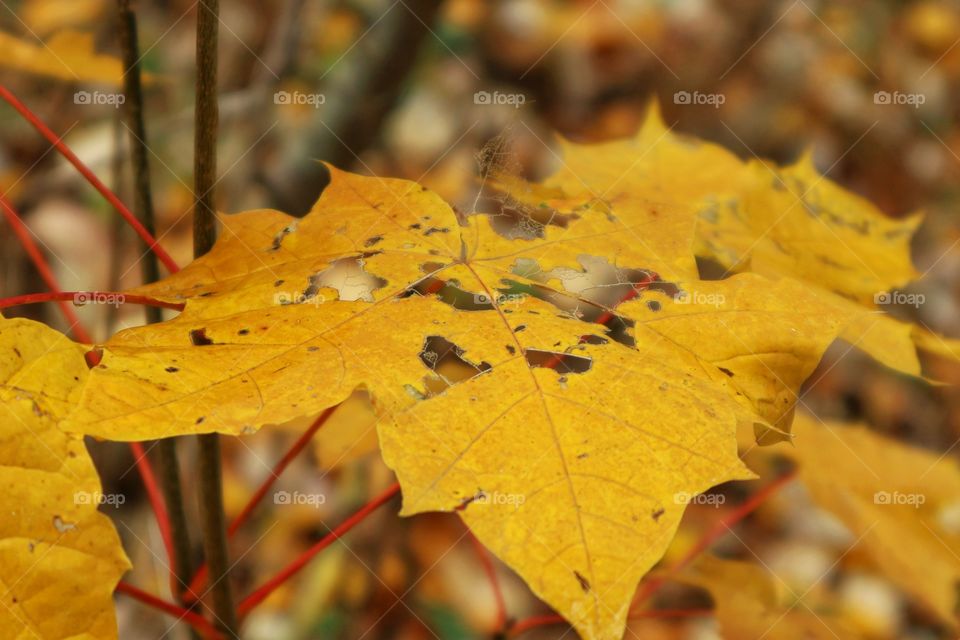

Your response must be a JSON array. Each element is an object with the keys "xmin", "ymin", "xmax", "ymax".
[{"xmin": 3, "ymin": 1, "xmax": 960, "ymax": 638}]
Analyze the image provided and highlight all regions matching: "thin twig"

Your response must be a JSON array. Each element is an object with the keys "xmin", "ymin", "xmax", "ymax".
[
  {"xmin": 185, "ymin": 404, "xmax": 339, "ymax": 600},
  {"xmin": 0, "ymin": 195, "xmax": 91, "ymax": 342},
  {"xmin": 117, "ymin": 0, "xmax": 163, "ymax": 322},
  {"xmin": 466, "ymin": 529, "xmax": 508, "ymax": 633},
  {"xmin": 116, "ymin": 581, "xmax": 224, "ymax": 640},
  {"xmin": 0, "ymin": 290, "xmax": 184, "ymax": 311},
  {"xmin": 630, "ymin": 469, "xmax": 798, "ymax": 610},
  {"xmin": 128, "ymin": 442, "xmax": 175, "ymax": 565},
  {"xmin": 116, "ymin": 0, "xmax": 197, "ymax": 610},
  {"xmin": 193, "ymin": 0, "xmax": 219, "ymax": 259},
  {"xmin": 237, "ymin": 482, "xmax": 401, "ymax": 615},
  {"xmin": 0, "ymin": 85, "xmax": 179, "ymax": 273},
  {"xmin": 191, "ymin": 0, "xmax": 237, "ymax": 634}
]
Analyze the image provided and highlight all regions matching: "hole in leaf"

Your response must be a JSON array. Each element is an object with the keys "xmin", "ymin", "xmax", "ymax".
[
  {"xmin": 420, "ymin": 336, "xmax": 491, "ymax": 380},
  {"xmin": 402, "ymin": 275, "xmax": 524, "ymax": 311},
  {"xmin": 299, "ymin": 253, "xmax": 387, "ymax": 303},
  {"xmin": 478, "ymin": 194, "xmax": 581, "ymax": 240},
  {"xmin": 525, "ymin": 349, "xmax": 593, "ymax": 374}
]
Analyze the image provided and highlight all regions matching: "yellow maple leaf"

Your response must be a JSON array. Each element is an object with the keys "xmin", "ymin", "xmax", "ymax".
[
  {"xmin": 63, "ymin": 166, "xmax": 858, "ymax": 638},
  {"xmin": 677, "ymin": 554, "xmax": 865, "ymax": 639},
  {"xmin": 697, "ymin": 152, "xmax": 922, "ymax": 304},
  {"xmin": 497, "ymin": 102, "xmax": 948, "ymax": 380},
  {"xmin": 783, "ymin": 413, "xmax": 960, "ymax": 629},
  {"xmin": 20, "ymin": 0, "xmax": 104, "ymax": 35},
  {"xmin": 0, "ymin": 30, "xmax": 126, "ymax": 85},
  {"xmin": 278, "ymin": 390, "xmax": 380, "ymax": 470},
  {"xmin": 0, "ymin": 317, "xmax": 130, "ymax": 640}
]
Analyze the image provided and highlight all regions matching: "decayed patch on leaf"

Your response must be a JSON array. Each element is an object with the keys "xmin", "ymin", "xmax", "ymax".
[
  {"xmin": 63, "ymin": 166, "xmax": 859, "ymax": 639},
  {"xmin": 0, "ymin": 317, "xmax": 130, "ymax": 640}
]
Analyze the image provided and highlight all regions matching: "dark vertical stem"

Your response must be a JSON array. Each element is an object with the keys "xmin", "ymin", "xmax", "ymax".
[
  {"xmin": 193, "ymin": 0, "xmax": 219, "ymax": 258},
  {"xmin": 153, "ymin": 440, "xmax": 195, "ymax": 599},
  {"xmin": 116, "ymin": 0, "xmax": 197, "ymax": 612},
  {"xmin": 196, "ymin": 435, "xmax": 234, "ymax": 631},
  {"xmin": 117, "ymin": 0, "xmax": 161, "ymax": 315},
  {"xmin": 193, "ymin": 0, "xmax": 237, "ymax": 636}
]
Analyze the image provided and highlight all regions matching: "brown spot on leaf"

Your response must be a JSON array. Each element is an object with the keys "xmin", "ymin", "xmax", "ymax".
[
  {"xmin": 190, "ymin": 329, "xmax": 214, "ymax": 346},
  {"xmin": 525, "ymin": 349, "xmax": 593, "ymax": 374},
  {"xmin": 574, "ymin": 571, "xmax": 591, "ymax": 593},
  {"xmin": 270, "ymin": 223, "xmax": 297, "ymax": 251},
  {"xmin": 455, "ymin": 490, "xmax": 486, "ymax": 511}
]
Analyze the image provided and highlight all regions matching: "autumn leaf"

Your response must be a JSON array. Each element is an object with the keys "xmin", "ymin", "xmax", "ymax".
[
  {"xmin": 494, "ymin": 102, "xmax": 953, "ymax": 381},
  {"xmin": 279, "ymin": 390, "xmax": 380, "ymax": 470},
  {"xmin": 59, "ymin": 165, "xmax": 861, "ymax": 638},
  {"xmin": 19, "ymin": 0, "xmax": 105, "ymax": 36},
  {"xmin": 696, "ymin": 152, "xmax": 921, "ymax": 305},
  {"xmin": 0, "ymin": 30, "xmax": 126, "ymax": 85},
  {"xmin": 676, "ymin": 554, "xmax": 865, "ymax": 639},
  {"xmin": 0, "ymin": 317, "xmax": 130, "ymax": 640},
  {"xmin": 783, "ymin": 413, "xmax": 960, "ymax": 628}
]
